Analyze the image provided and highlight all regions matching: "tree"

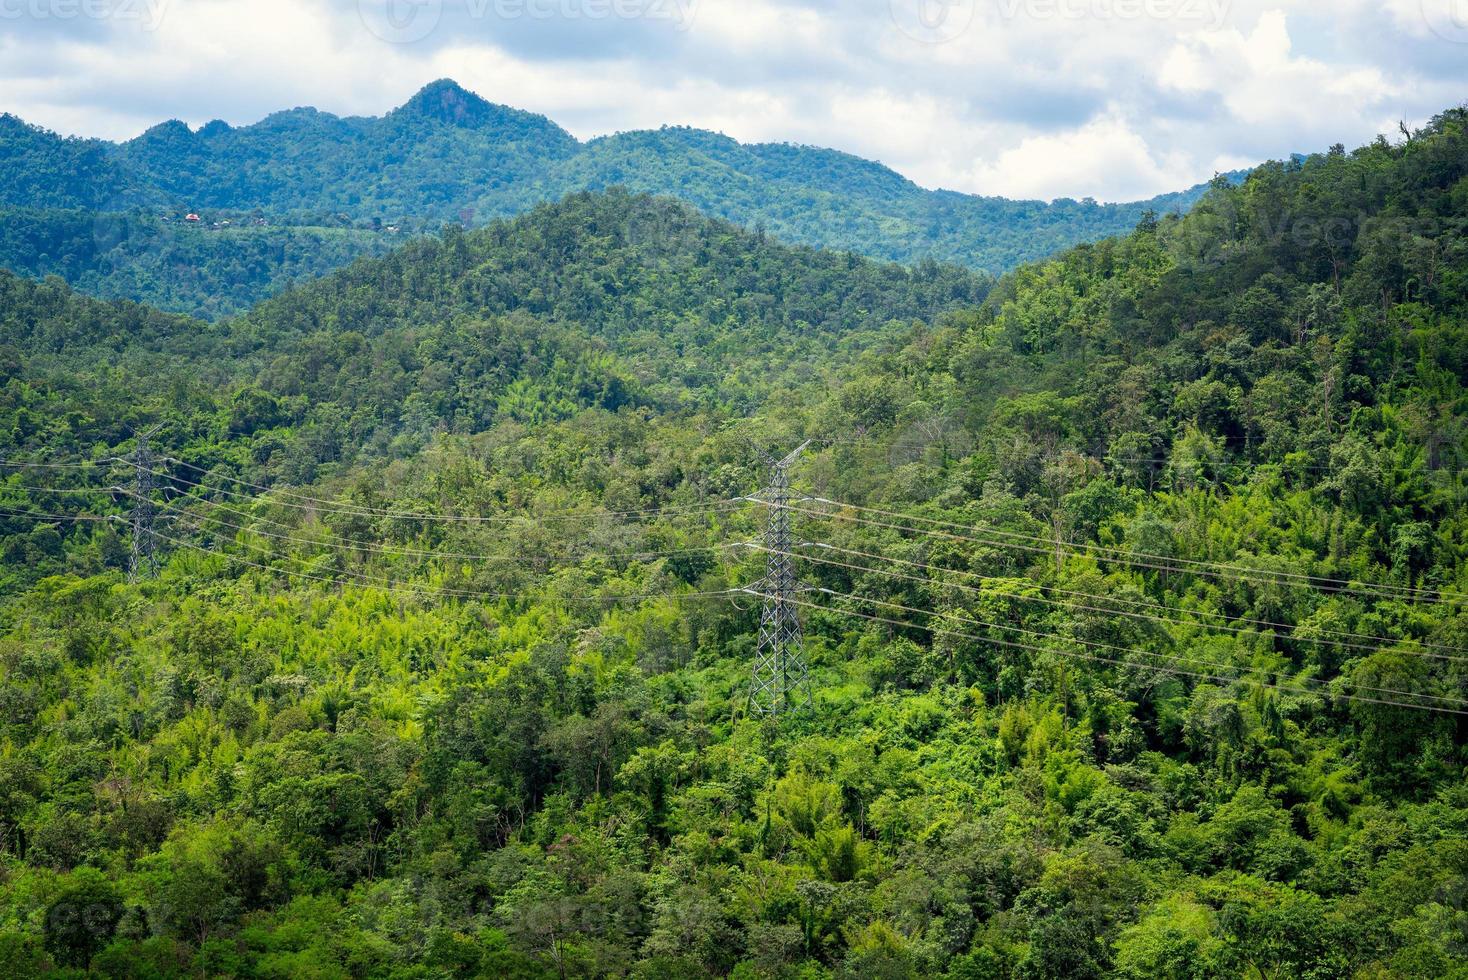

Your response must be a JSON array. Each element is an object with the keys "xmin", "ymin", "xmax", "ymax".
[
  {"xmin": 1113, "ymin": 896, "xmax": 1224, "ymax": 980},
  {"xmin": 43, "ymin": 869, "xmax": 124, "ymax": 968}
]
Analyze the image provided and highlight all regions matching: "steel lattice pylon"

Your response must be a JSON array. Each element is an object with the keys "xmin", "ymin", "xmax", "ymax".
[
  {"xmin": 749, "ymin": 441, "xmax": 812, "ymax": 718},
  {"xmin": 129, "ymin": 426, "xmax": 161, "ymax": 583}
]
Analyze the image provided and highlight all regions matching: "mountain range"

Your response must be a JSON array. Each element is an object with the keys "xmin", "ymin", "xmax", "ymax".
[{"xmin": 0, "ymin": 79, "xmax": 1237, "ymax": 317}]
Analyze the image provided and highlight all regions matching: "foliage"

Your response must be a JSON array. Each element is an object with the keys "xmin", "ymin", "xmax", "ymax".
[{"xmin": 1, "ymin": 110, "xmax": 1467, "ymax": 978}]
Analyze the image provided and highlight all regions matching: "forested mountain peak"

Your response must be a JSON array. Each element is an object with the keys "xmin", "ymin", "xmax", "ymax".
[
  {"xmin": 132, "ymin": 118, "xmax": 199, "ymax": 148},
  {"xmin": 0, "ymin": 112, "xmax": 33, "ymax": 136},
  {"xmin": 227, "ymin": 188, "xmax": 991, "ymax": 410},
  {"xmin": 1, "ymin": 187, "xmax": 990, "ymax": 459},
  {"xmin": 392, "ymin": 78, "xmax": 558, "ymax": 134},
  {"xmin": 264, "ymin": 189, "xmax": 986, "ymax": 309},
  {"xmin": 0, "ymin": 80, "xmax": 1241, "ymax": 318},
  {"xmin": 586, "ymin": 125, "xmax": 923, "ymax": 202},
  {"xmin": 245, "ymin": 105, "xmax": 340, "ymax": 129},
  {"xmin": 0, "ymin": 115, "xmax": 128, "ymax": 210},
  {"xmin": 195, "ymin": 118, "xmax": 233, "ymax": 139}
]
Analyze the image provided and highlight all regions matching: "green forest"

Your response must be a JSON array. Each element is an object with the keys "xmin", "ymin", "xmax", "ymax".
[
  {"xmin": 0, "ymin": 101, "xmax": 1465, "ymax": 980},
  {"xmin": 0, "ymin": 208, "xmax": 398, "ymax": 322},
  {"xmin": 0, "ymin": 80, "xmax": 1229, "ymax": 317}
]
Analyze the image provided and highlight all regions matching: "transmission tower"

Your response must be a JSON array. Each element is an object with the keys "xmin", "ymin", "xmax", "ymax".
[
  {"xmin": 128, "ymin": 425, "xmax": 162, "ymax": 582},
  {"xmin": 748, "ymin": 441, "xmax": 813, "ymax": 718}
]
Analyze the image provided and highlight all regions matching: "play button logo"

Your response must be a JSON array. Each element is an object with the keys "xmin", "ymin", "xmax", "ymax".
[
  {"xmin": 359, "ymin": 0, "xmax": 443, "ymax": 44},
  {"xmin": 890, "ymin": 0, "xmax": 976, "ymax": 43},
  {"xmin": 1421, "ymin": 0, "xmax": 1468, "ymax": 43}
]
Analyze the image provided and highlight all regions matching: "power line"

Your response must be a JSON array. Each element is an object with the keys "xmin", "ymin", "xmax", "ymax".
[
  {"xmin": 4, "ymin": 486, "xmax": 1463, "ymax": 715},
  {"xmin": 0, "ymin": 506, "xmax": 111, "ymax": 524},
  {"xmin": 757, "ymin": 590, "xmax": 1468, "ymax": 717},
  {"xmin": 0, "ymin": 485, "xmax": 119, "ymax": 495},
  {"xmin": 140, "ymin": 501, "xmax": 667, "ymax": 601},
  {"xmin": 8, "ymin": 488, "xmax": 1459, "ymax": 664},
  {"xmin": 0, "ymin": 500, "xmax": 748, "ymax": 605},
  {"xmin": 804, "ymin": 586, "xmax": 1468, "ymax": 709},
  {"xmin": 20, "ymin": 471, "xmax": 1458, "ymax": 613},
  {"xmin": 142, "ymin": 522, "xmax": 740, "ymax": 607},
  {"xmin": 137, "ymin": 489, "xmax": 749, "ymax": 566},
  {"xmin": 141, "ymin": 459, "xmax": 744, "ymax": 524},
  {"xmin": 145, "ymin": 456, "xmax": 746, "ymax": 525},
  {"xmin": 802, "ymin": 540, "xmax": 1466, "ymax": 653},
  {"xmin": 0, "ymin": 459, "xmax": 109, "ymax": 471},
  {"xmin": 790, "ymin": 498, "xmax": 1465, "ymax": 605},
  {"xmin": 27, "ymin": 457, "xmax": 1455, "ymax": 603},
  {"xmin": 129, "ymin": 426, "xmax": 162, "ymax": 583},
  {"xmin": 794, "ymin": 434, "xmax": 1456, "ymax": 478},
  {"xmin": 775, "ymin": 542, "xmax": 1468, "ymax": 663},
  {"xmin": 808, "ymin": 495, "xmax": 1468, "ymax": 603}
]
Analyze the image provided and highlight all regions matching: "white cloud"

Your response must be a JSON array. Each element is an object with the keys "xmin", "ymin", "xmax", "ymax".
[
  {"xmin": 966, "ymin": 112, "xmax": 1199, "ymax": 201},
  {"xmin": 0, "ymin": 0, "xmax": 1463, "ymax": 202},
  {"xmin": 1154, "ymin": 9, "xmax": 1415, "ymax": 153}
]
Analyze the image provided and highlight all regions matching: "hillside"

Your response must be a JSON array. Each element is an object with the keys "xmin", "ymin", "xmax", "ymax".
[
  {"xmin": 0, "ymin": 110, "xmax": 1466, "ymax": 978},
  {"xmin": 0, "ymin": 208, "xmax": 398, "ymax": 321},
  {"xmin": 0, "ymin": 191, "xmax": 989, "ymax": 483},
  {"xmin": 545, "ymin": 126, "xmax": 1226, "ymax": 272},
  {"xmin": 0, "ymin": 80, "xmax": 1228, "ymax": 316}
]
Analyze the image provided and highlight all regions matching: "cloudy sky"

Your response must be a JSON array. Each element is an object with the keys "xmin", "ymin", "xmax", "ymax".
[{"xmin": 2, "ymin": 0, "xmax": 1465, "ymax": 202}]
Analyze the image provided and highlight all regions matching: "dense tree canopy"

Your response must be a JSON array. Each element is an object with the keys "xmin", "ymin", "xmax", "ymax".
[{"xmin": 0, "ymin": 109, "xmax": 1466, "ymax": 978}]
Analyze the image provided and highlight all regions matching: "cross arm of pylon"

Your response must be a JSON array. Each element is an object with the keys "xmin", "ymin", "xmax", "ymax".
[{"xmin": 741, "ymin": 493, "xmax": 818, "ymax": 506}]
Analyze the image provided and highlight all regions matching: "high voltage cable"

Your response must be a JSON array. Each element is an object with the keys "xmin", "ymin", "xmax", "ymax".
[
  {"xmin": 139, "ymin": 481, "xmax": 662, "ymax": 552},
  {"xmin": 803, "ymin": 586, "xmax": 1468, "ymax": 708},
  {"xmin": 142, "ymin": 522, "xmax": 739, "ymax": 607},
  {"xmin": 2, "ymin": 454, "xmax": 745, "ymax": 528},
  {"xmin": 801, "ymin": 540, "xmax": 1466, "ymax": 654},
  {"xmin": 807, "ymin": 495, "xmax": 1468, "ymax": 603},
  {"xmin": 786, "ymin": 499, "xmax": 1464, "ymax": 605},
  {"xmin": 143, "ymin": 498, "xmax": 685, "ymax": 600},
  {"xmin": 0, "ymin": 503, "xmax": 741, "ymax": 604},
  {"xmin": 0, "ymin": 484, "xmax": 119, "ymax": 495},
  {"xmin": 7, "ymin": 489, "xmax": 1457, "ymax": 660},
  {"xmin": 139, "ymin": 490, "xmax": 749, "ymax": 565},
  {"xmin": 144, "ymin": 456, "xmax": 745, "ymax": 524},
  {"xmin": 8, "ymin": 475, "xmax": 1464, "ymax": 650},
  {"xmin": 16, "ymin": 458, "xmax": 1459, "ymax": 601},
  {"xmin": 139, "ymin": 460, "xmax": 745, "ymax": 524},
  {"xmin": 773, "ymin": 543, "xmax": 1468, "ymax": 663},
  {"xmin": 837, "ymin": 587, "xmax": 1468, "ymax": 709},
  {"xmin": 752, "ymin": 590, "xmax": 1468, "ymax": 717},
  {"xmin": 0, "ymin": 506, "xmax": 111, "ymax": 524},
  {"xmin": 5, "ymin": 490, "xmax": 1464, "ymax": 714},
  {"xmin": 5, "ymin": 460, "xmax": 1462, "ymax": 619},
  {"xmin": 0, "ymin": 459, "xmax": 108, "ymax": 471},
  {"xmin": 779, "ymin": 587, "xmax": 1468, "ymax": 718},
  {"xmin": 807, "ymin": 434, "xmax": 1439, "ymax": 476}
]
